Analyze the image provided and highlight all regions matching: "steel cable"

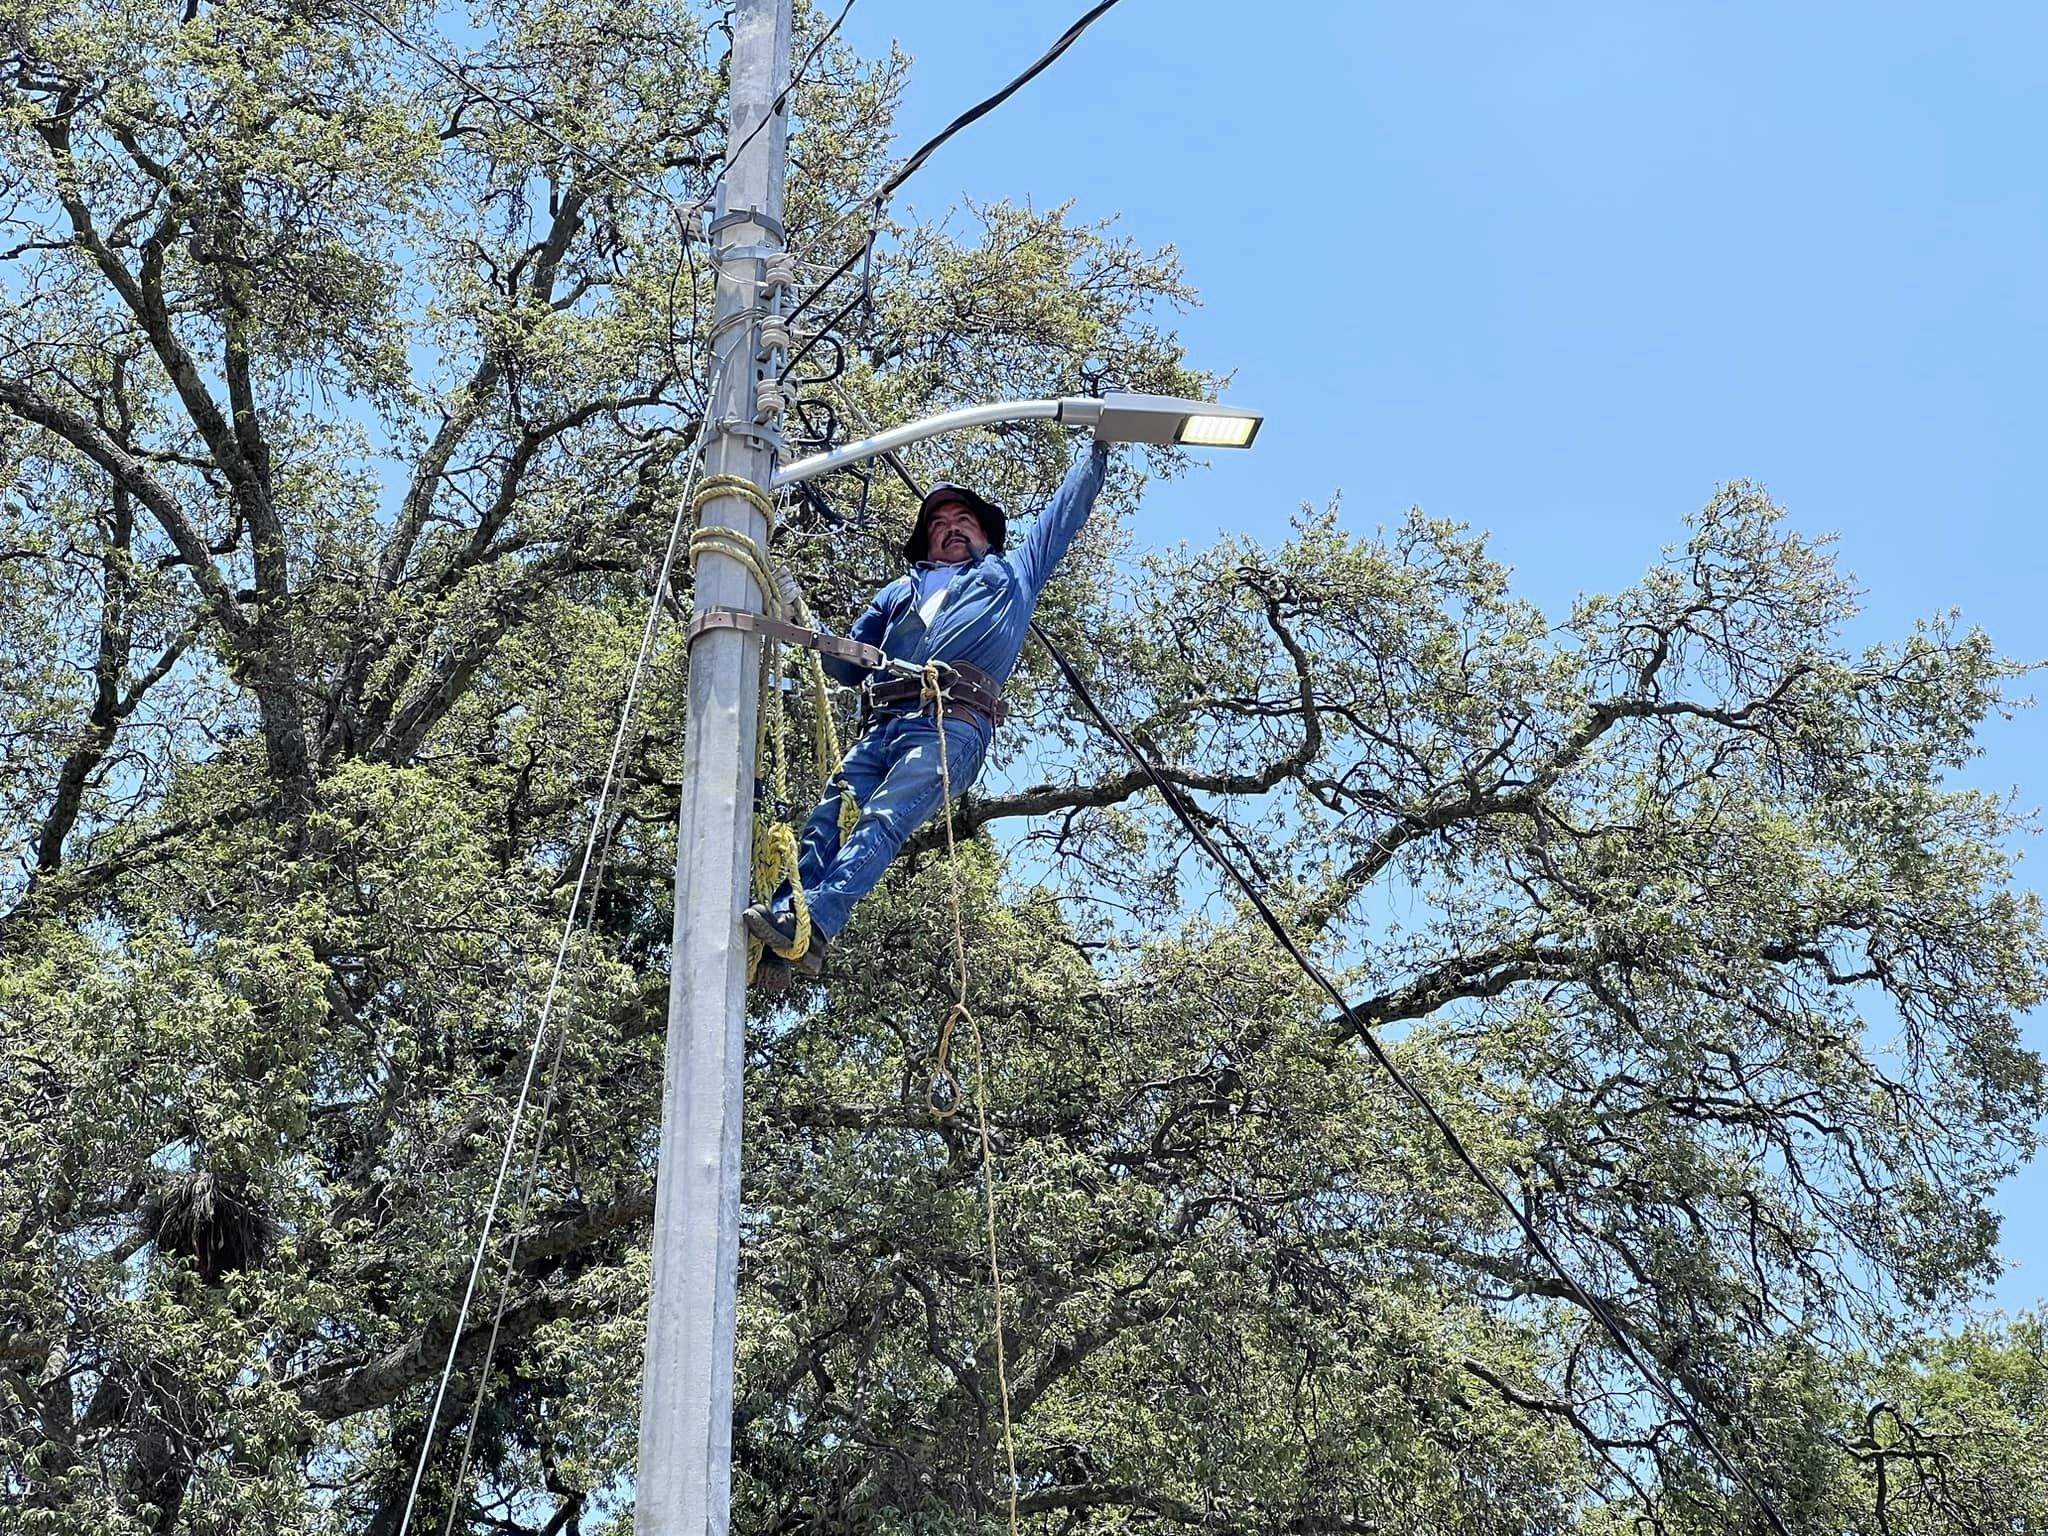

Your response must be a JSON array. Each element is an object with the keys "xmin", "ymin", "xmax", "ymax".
[
  {"xmin": 821, "ymin": 378, "xmax": 1791, "ymax": 1533},
  {"xmin": 394, "ymin": 363, "xmax": 725, "ymax": 1536}
]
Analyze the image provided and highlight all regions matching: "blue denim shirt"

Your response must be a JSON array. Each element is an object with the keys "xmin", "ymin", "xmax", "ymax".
[{"xmin": 821, "ymin": 439, "xmax": 1110, "ymax": 693}]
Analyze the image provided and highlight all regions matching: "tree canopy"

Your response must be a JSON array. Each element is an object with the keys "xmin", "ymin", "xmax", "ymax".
[{"xmin": 1, "ymin": 2, "xmax": 2043, "ymax": 1533}]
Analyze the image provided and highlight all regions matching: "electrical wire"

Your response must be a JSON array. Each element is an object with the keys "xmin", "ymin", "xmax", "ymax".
[
  {"xmin": 725, "ymin": 0, "xmax": 859, "ymax": 195},
  {"xmin": 823, "ymin": 393, "xmax": 1791, "ymax": 1535},
  {"xmin": 872, "ymin": 0, "xmax": 1126, "ymax": 211},
  {"xmin": 394, "ymin": 365, "xmax": 725, "ymax": 1536},
  {"xmin": 779, "ymin": 0, "xmax": 1130, "ymax": 360}
]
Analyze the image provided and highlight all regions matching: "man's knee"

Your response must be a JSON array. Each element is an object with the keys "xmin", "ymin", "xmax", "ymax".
[{"xmin": 854, "ymin": 792, "xmax": 936, "ymax": 850}]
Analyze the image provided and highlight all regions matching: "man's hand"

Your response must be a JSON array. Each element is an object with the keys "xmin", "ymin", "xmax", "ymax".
[{"xmin": 774, "ymin": 565, "xmax": 804, "ymax": 615}]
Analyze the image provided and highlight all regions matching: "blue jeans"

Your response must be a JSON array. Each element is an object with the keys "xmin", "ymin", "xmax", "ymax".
[{"xmin": 772, "ymin": 709, "xmax": 991, "ymax": 939}]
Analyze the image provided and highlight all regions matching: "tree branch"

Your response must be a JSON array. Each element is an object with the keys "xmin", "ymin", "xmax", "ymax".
[
  {"xmin": 0, "ymin": 380, "xmax": 248, "ymax": 641},
  {"xmin": 33, "ymin": 484, "xmax": 135, "ymax": 872}
]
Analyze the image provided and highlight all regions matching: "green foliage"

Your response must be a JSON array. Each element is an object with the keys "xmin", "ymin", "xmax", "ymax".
[
  {"xmin": 1838, "ymin": 1316, "xmax": 2048, "ymax": 1533},
  {"xmin": 0, "ymin": 1, "xmax": 2043, "ymax": 1533}
]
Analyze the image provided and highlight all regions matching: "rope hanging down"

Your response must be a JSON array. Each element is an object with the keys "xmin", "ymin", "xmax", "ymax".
[
  {"xmin": 395, "ymin": 378, "xmax": 724, "ymax": 1536},
  {"xmin": 918, "ymin": 664, "xmax": 1023, "ymax": 1536}
]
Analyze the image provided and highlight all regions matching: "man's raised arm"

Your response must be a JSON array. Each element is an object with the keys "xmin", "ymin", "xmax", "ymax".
[{"xmin": 1011, "ymin": 437, "xmax": 1111, "ymax": 600}]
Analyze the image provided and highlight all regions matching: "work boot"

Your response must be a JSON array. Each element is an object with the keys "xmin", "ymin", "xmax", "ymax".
[
  {"xmin": 792, "ymin": 930, "xmax": 831, "ymax": 979},
  {"xmin": 750, "ymin": 953, "xmax": 793, "ymax": 996},
  {"xmin": 742, "ymin": 901, "xmax": 798, "ymax": 952},
  {"xmin": 744, "ymin": 902, "xmax": 831, "ymax": 980}
]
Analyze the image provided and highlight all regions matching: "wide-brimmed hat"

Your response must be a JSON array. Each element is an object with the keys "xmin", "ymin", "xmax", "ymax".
[{"xmin": 902, "ymin": 482, "xmax": 1006, "ymax": 564}]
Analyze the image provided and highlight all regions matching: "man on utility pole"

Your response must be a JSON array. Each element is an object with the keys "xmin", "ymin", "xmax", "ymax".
[
  {"xmin": 636, "ymin": 0, "xmax": 791, "ymax": 1529},
  {"xmin": 743, "ymin": 444, "xmax": 1110, "ymax": 989}
]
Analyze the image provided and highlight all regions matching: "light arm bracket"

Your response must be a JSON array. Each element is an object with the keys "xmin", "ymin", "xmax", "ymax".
[{"xmin": 771, "ymin": 392, "xmax": 1262, "ymax": 488}]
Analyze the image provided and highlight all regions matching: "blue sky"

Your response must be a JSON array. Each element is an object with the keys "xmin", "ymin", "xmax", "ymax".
[{"xmin": 834, "ymin": 0, "xmax": 2048, "ymax": 1314}]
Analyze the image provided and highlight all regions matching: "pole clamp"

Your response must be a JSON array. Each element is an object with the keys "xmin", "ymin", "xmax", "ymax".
[
  {"xmin": 687, "ymin": 607, "xmax": 886, "ymax": 673},
  {"xmin": 707, "ymin": 416, "xmax": 782, "ymax": 453},
  {"xmin": 709, "ymin": 207, "xmax": 786, "ymax": 242}
]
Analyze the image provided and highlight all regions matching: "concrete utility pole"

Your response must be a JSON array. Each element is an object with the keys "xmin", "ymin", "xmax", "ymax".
[{"xmin": 637, "ymin": 0, "xmax": 791, "ymax": 1530}]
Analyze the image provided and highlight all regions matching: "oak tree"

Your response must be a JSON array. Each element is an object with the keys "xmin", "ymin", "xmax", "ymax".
[{"xmin": 1, "ymin": 2, "xmax": 2041, "ymax": 1533}]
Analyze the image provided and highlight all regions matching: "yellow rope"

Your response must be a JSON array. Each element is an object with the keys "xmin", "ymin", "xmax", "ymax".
[
  {"xmin": 687, "ymin": 527, "xmax": 779, "ymax": 609},
  {"xmin": 920, "ymin": 663, "xmax": 1021, "ymax": 1536},
  {"xmin": 747, "ymin": 629, "xmax": 814, "ymax": 973},
  {"xmin": 784, "ymin": 590, "xmax": 860, "ymax": 839},
  {"xmin": 691, "ymin": 471, "xmax": 778, "ymax": 525},
  {"xmin": 687, "ymin": 480, "xmax": 854, "ymax": 974}
]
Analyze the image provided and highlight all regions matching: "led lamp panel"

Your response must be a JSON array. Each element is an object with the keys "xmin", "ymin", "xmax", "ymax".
[
  {"xmin": 1176, "ymin": 412, "xmax": 1261, "ymax": 448},
  {"xmin": 1090, "ymin": 392, "xmax": 1263, "ymax": 448}
]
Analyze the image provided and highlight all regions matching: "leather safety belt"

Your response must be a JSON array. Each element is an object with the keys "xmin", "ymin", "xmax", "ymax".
[{"xmin": 686, "ymin": 606, "xmax": 887, "ymax": 673}]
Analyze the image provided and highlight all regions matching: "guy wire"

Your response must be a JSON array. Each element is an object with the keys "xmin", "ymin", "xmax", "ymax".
[{"xmin": 395, "ymin": 361, "xmax": 726, "ymax": 1536}]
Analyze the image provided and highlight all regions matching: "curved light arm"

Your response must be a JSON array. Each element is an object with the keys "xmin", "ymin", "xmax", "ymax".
[
  {"xmin": 771, "ymin": 398, "xmax": 1095, "ymax": 488},
  {"xmin": 769, "ymin": 391, "xmax": 1259, "ymax": 489}
]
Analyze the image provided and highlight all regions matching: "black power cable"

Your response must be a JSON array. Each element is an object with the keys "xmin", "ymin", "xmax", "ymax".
[
  {"xmin": 868, "ymin": 450, "xmax": 1792, "ymax": 1536},
  {"xmin": 722, "ymin": 0, "xmax": 859, "ymax": 191},
  {"xmin": 870, "ymin": 0, "xmax": 1126, "ymax": 210},
  {"xmin": 780, "ymin": 0, "xmax": 1130, "ymax": 364}
]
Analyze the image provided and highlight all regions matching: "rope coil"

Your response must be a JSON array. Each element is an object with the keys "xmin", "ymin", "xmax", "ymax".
[
  {"xmin": 691, "ymin": 472, "xmax": 778, "ymax": 527},
  {"xmin": 689, "ymin": 474, "xmax": 857, "ymax": 976},
  {"xmin": 926, "ymin": 1002, "xmax": 968, "ymax": 1118}
]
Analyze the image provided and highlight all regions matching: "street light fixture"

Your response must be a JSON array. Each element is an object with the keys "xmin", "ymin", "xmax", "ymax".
[
  {"xmin": 1074, "ymin": 391, "xmax": 1262, "ymax": 449},
  {"xmin": 772, "ymin": 391, "xmax": 1263, "ymax": 488}
]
